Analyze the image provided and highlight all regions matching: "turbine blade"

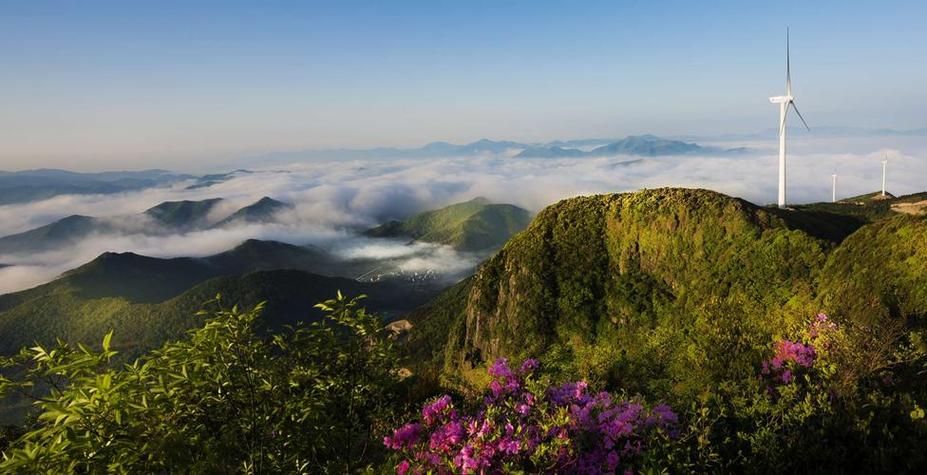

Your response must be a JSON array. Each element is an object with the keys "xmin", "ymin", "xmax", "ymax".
[
  {"xmin": 786, "ymin": 27, "xmax": 791, "ymax": 95},
  {"xmin": 790, "ymin": 101, "xmax": 810, "ymax": 131}
]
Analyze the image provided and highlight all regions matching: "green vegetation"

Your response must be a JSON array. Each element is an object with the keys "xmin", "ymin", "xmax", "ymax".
[
  {"xmin": 818, "ymin": 214, "xmax": 927, "ymax": 333},
  {"xmin": 0, "ymin": 265, "xmax": 433, "ymax": 360},
  {"xmin": 365, "ymin": 197, "xmax": 533, "ymax": 252},
  {"xmin": 0, "ymin": 238, "xmax": 440, "ymax": 423},
  {"xmin": 793, "ymin": 190, "xmax": 927, "ymax": 224},
  {"xmin": 0, "ymin": 238, "xmax": 437, "ymax": 381},
  {"xmin": 0, "ymin": 294, "xmax": 404, "ymax": 473},
  {"xmin": 425, "ymin": 189, "xmax": 828, "ymax": 397},
  {"xmin": 1, "ymin": 297, "xmax": 923, "ymax": 472},
  {"xmin": 401, "ymin": 189, "xmax": 925, "ymax": 404}
]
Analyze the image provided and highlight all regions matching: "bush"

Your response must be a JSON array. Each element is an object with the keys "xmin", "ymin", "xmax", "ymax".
[{"xmin": 0, "ymin": 293, "xmax": 401, "ymax": 473}]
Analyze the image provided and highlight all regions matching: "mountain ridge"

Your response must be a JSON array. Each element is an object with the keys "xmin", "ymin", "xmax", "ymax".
[{"xmin": 364, "ymin": 197, "xmax": 533, "ymax": 251}]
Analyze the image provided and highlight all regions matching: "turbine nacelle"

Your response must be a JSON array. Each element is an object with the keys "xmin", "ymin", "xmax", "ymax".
[{"xmin": 769, "ymin": 95, "xmax": 792, "ymax": 104}]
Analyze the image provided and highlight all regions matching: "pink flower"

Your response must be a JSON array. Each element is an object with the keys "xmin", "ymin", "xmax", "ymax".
[
  {"xmin": 384, "ymin": 423, "xmax": 421, "ymax": 450},
  {"xmin": 519, "ymin": 358, "xmax": 539, "ymax": 374},
  {"xmin": 422, "ymin": 395, "xmax": 453, "ymax": 425},
  {"xmin": 383, "ymin": 358, "xmax": 677, "ymax": 473}
]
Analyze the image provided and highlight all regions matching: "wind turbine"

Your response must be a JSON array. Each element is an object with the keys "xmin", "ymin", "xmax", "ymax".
[
  {"xmin": 769, "ymin": 28, "xmax": 810, "ymax": 208},
  {"xmin": 832, "ymin": 173, "xmax": 837, "ymax": 203},
  {"xmin": 881, "ymin": 156, "xmax": 888, "ymax": 196}
]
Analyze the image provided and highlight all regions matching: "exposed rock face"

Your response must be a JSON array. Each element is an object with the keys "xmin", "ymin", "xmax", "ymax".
[{"xmin": 385, "ymin": 319, "xmax": 414, "ymax": 339}]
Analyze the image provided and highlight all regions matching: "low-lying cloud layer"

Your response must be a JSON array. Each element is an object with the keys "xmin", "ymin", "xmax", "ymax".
[{"xmin": 0, "ymin": 134, "xmax": 924, "ymax": 294}]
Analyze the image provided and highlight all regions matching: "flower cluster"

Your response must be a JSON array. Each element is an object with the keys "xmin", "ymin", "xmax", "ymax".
[
  {"xmin": 761, "ymin": 313, "xmax": 836, "ymax": 387},
  {"xmin": 384, "ymin": 358, "xmax": 677, "ymax": 474}
]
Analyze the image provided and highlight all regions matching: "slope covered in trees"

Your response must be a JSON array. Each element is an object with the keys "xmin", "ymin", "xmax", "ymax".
[
  {"xmin": 406, "ymin": 188, "xmax": 927, "ymax": 403},
  {"xmin": 364, "ymin": 197, "xmax": 533, "ymax": 252},
  {"xmin": 0, "ymin": 240, "xmax": 433, "ymax": 359}
]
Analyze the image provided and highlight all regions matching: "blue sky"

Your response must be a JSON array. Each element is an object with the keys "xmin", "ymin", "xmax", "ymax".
[{"xmin": 1, "ymin": 0, "xmax": 925, "ymax": 169}]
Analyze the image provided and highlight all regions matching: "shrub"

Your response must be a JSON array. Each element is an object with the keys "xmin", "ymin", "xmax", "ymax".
[{"xmin": 0, "ymin": 293, "xmax": 401, "ymax": 473}]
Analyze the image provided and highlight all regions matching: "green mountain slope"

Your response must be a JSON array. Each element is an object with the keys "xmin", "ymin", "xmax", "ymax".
[
  {"xmin": 793, "ymin": 191, "xmax": 927, "ymax": 224},
  {"xmin": 403, "ymin": 187, "xmax": 927, "ymax": 400},
  {"xmin": 407, "ymin": 188, "xmax": 843, "ymax": 397},
  {"xmin": 0, "ymin": 265, "xmax": 435, "ymax": 359},
  {"xmin": 365, "ymin": 198, "xmax": 533, "ymax": 251},
  {"xmin": 817, "ymin": 214, "xmax": 927, "ymax": 329},
  {"xmin": 0, "ymin": 239, "xmax": 338, "ymax": 313},
  {"xmin": 0, "ymin": 239, "xmax": 377, "ymax": 353}
]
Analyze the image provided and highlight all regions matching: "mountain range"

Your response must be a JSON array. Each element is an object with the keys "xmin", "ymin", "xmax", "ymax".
[
  {"xmin": 0, "ymin": 239, "xmax": 436, "ymax": 360},
  {"xmin": 0, "ymin": 197, "xmax": 536, "ymax": 362},
  {"xmin": 0, "ymin": 196, "xmax": 290, "ymax": 254},
  {"xmin": 257, "ymin": 134, "xmax": 749, "ymax": 162},
  {"xmin": 515, "ymin": 134, "xmax": 747, "ymax": 158}
]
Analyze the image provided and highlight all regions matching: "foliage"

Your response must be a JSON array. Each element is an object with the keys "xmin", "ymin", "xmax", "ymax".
[
  {"xmin": 674, "ymin": 313, "xmax": 927, "ymax": 473},
  {"xmin": 0, "ymin": 293, "xmax": 402, "ymax": 473}
]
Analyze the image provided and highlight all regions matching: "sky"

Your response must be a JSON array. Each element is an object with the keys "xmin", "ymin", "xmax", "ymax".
[{"xmin": 1, "ymin": 0, "xmax": 926, "ymax": 170}]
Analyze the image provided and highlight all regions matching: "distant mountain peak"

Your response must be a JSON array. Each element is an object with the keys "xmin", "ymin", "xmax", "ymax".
[
  {"xmin": 144, "ymin": 198, "xmax": 224, "ymax": 230},
  {"xmin": 214, "ymin": 197, "xmax": 292, "ymax": 228},
  {"xmin": 364, "ymin": 198, "xmax": 532, "ymax": 251}
]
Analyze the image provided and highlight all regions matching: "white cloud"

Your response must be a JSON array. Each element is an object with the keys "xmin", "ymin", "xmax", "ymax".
[{"xmin": 0, "ymin": 135, "xmax": 925, "ymax": 294}]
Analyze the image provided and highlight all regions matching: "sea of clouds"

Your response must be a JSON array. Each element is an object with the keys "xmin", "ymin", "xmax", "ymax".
[{"xmin": 0, "ymin": 134, "xmax": 924, "ymax": 294}]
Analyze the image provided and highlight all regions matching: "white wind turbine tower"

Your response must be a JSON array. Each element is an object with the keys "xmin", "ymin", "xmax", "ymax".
[
  {"xmin": 769, "ymin": 28, "xmax": 810, "ymax": 208},
  {"xmin": 881, "ymin": 156, "xmax": 888, "ymax": 196},
  {"xmin": 832, "ymin": 173, "xmax": 837, "ymax": 203}
]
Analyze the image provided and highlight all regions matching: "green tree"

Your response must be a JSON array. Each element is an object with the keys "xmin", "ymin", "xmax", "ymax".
[{"xmin": 0, "ymin": 293, "xmax": 401, "ymax": 473}]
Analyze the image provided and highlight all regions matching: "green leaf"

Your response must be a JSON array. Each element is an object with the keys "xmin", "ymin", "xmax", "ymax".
[{"xmin": 102, "ymin": 331, "xmax": 113, "ymax": 353}]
